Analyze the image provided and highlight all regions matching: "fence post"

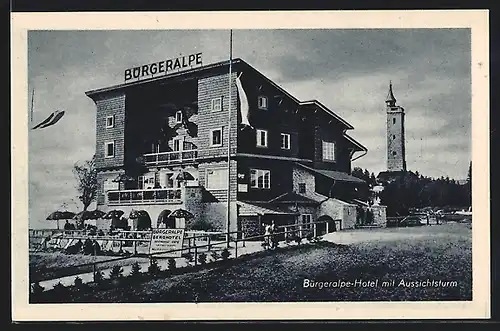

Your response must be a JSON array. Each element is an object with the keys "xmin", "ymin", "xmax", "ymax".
[
  {"xmin": 207, "ymin": 235, "xmax": 211, "ymax": 251},
  {"xmin": 242, "ymin": 232, "xmax": 246, "ymax": 247},
  {"xmin": 194, "ymin": 245, "xmax": 198, "ymax": 266},
  {"xmin": 313, "ymin": 223, "xmax": 317, "ymax": 237},
  {"xmin": 326, "ymin": 221, "xmax": 329, "ymax": 234},
  {"xmin": 235, "ymin": 236, "xmax": 238, "ymax": 258}
]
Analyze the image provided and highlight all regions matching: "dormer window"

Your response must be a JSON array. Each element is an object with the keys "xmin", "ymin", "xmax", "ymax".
[
  {"xmin": 258, "ymin": 96, "xmax": 268, "ymax": 110},
  {"xmin": 175, "ymin": 111, "xmax": 183, "ymax": 123}
]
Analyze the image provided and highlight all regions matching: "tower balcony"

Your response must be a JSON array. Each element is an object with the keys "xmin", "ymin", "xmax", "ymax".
[
  {"xmin": 142, "ymin": 149, "xmax": 198, "ymax": 167},
  {"xmin": 107, "ymin": 188, "xmax": 182, "ymax": 205}
]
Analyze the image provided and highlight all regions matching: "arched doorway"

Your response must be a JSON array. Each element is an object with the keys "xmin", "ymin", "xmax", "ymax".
[
  {"xmin": 317, "ymin": 215, "xmax": 335, "ymax": 235},
  {"xmin": 157, "ymin": 209, "xmax": 176, "ymax": 229}
]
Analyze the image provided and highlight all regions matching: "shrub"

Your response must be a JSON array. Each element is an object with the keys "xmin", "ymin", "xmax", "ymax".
[
  {"xmin": 167, "ymin": 258, "xmax": 177, "ymax": 270},
  {"xmin": 183, "ymin": 252, "xmax": 194, "ymax": 265},
  {"xmin": 210, "ymin": 251, "xmax": 220, "ymax": 261},
  {"xmin": 130, "ymin": 262, "xmax": 142, "ymax": 278},
  {"xmin": 306, "ymin": 232, "xmax": 314, "ymax": 242},
  {"xmin": 198, "ymin": 252, "xmax": 207, "ymax": 265},
  {"xmin": 73, "ymin": 276, "xmax": 84, "ymax": 289},
  {"xmin": 52, "ymin": 282, "xmax": 69, "ymax": 297},
  {"xmin": 109, "ymin": 265, "xmax": 124, "ymax": 279},
  {"xmin": 189, "ymin": 218, "xmax": 215, "ymax": 231},
  {"xmin": 221, "ymin": 248, "xmax": 231, "ymax": 260},
  {"xmin": 93, "ymin": 270, "xmax": 104, "ymax": 284},
  {"xmin": 31, "ymin": 282, "xmax": 44, "ymax": 295},
  {"xmin": 148, "ymin": 258, "xmax": 161, "ymax": 277}
]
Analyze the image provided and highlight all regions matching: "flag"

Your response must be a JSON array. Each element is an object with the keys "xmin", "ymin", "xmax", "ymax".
[
  {"xmin": 31, "ymin": 110, "xmax": 65, "ymax": 130},
  {"xmin": 235, "ymin": 73, "xmax": 252, "ymax": 128}
]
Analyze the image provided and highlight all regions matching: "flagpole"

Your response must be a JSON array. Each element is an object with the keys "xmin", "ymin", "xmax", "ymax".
[
  {"xmin": 226, "ymin": 29, "xmax": 233, "ymax": 247},
  {"xmin": 30, "ymin": 89, "xmax": 35, "ymax": 123}
]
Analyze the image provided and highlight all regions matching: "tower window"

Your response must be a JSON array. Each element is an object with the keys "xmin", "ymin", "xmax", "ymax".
[
  {"xmin": 392, "ymin": 135, "xmax": 396, "ymax": 139},
  {"xmin": 393, "ymin": 118, "xmax": 396, "ymax": 124},
  {"xmin": 392, "ymin": 151, "xmax": 397, "ymax": 156}
]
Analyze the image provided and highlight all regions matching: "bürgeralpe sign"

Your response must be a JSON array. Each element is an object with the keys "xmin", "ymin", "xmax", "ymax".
[{"xmin": 124, "ymin": 52, "xmax": 203, "ymax": 83}]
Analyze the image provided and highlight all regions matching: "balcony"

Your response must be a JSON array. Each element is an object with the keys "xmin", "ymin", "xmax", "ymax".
[
  {"xmin": 107, "ymin": 188, "xmax": 182, "ymax": 205},
  {"xmin": 143, "ymin": 149, "xmax": 198, "ymax": 166}
]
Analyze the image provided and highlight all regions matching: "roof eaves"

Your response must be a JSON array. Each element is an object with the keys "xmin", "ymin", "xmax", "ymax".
[
  {"xmin": 85, "ymin": 58, "xmax": 244, "ymax": 98},
  {"xmin": 299, "ymin": 100, "xmax": 355, "ymax": 130},
  {"xmin": 344, "ymin": 133, "xmax": 368, "ymax": 152}
]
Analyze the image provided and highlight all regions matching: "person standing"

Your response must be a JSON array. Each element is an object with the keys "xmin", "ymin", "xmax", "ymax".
[
  {"xmin": 263, "ymin": 223, "xmax": 271, "ymax": 249},
  {"xmin": 270, "ymin": 220, "xmax": 277, "ymax": 249}
]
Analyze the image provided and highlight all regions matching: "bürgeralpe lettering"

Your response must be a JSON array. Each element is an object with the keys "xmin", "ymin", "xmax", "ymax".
[{"xmin": 124, "ymin": 52, "xmax": 203, "ymax": 82}]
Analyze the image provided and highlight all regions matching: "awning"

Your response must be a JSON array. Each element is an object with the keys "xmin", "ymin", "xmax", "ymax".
[
  {"xmin": 237, "ymin": 201, "xmax": 298, "ymax": 217},
  {"xmin": 295, "ymin": 163, "xmax": 365, "ymax": 184}
]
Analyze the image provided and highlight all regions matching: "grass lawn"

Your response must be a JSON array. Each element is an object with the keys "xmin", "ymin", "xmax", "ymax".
[
  {"xmin": 51, "ymin": 223, "xmax": 471, "ymax": 303},
  {"xmin": 29, "ymin": 252, "xmax": 149, "ymax": 282}
]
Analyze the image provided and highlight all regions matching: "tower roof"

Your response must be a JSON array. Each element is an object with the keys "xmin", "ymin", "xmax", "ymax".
[{"xmin": 386, "ymin": 81, "xmax": 397, "ymax": 105}]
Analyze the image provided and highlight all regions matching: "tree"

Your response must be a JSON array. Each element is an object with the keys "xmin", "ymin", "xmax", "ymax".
[{"xmin": 73, "ymin": 154, "xmax": 98, "ymax": 211}]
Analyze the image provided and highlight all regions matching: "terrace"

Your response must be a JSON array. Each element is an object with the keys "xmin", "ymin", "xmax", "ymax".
[
  {"xmin": 107, "ymin": 188, "xmax": 182, "ymax": 205},
  {"xmin": 142, "ymin": 149, "xmax": 198, "ymax": 167}
]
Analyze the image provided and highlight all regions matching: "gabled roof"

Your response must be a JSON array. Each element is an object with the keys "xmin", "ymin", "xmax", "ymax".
[
  {"xmin": 267, "ymin": 192, "xmax": 321, "ymax": 205},
  {"xmin": 237, "ymin": 201, "xmax": 298, "ymax": 217},
  {"xmin": 295, "ymin": 163, "xmax": 366, "ymax": 184}
]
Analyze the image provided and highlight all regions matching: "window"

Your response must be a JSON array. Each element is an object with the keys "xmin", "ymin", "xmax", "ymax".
[
  {"xmin": 298, "ymin": 183, "xmax": 306, "ymax": 194},
  {"xmin": 206, "ymin": 168, "xmax": 228, "ymax": 190},
  {"xmin": 301, "ymin": 214, "xmax": 312, "ymax": 230},
  {"xmin": 210, "ymin": 128, "xmax": 223, "ymax": 147},
  {"xmin": 105, "ymin": 141, "xmax": 115, "ymax": 158},
  {"xmin": 256, "ymin": 129, "xmax": 268, "ymax": 148},
  {"xmin": 173, "ymin": 138, "xmax": 182, "ymax": 152},
  {"xmin": 105, "ymin": 115, "xmax": 114, "ymax": 128},
  {"xmin": 393, "ymin": 118, "xmax": 396, "ymax": 124},
  {"xmin": 211, "ymin": 97, "xmax": 222, "ymax": 112},
  {"xmin": 281, "ymin": 133, "xmax": 291, "ymax": 150},
  {"xmin": 392, "ymin": 151, "xmax": 397, "ymax": 156},
  {"xmin": 175, "ymin": 111, "xmax": 183, "ymax": 123},
  {"xmin": 165, "ymin": 173, "xmax": 174, "ymax": 188},
  {"xmin": 250, "ymin": 169, "xmax": 271, "ymax": 189},
  {"xmin": 322, "ymin": 141, "xmax": 335, "ymax": 161},
  {"xmin": 258, "ymin": 96, "xmax": 268, "ymax": 110},
  {"xmin": 392, "ymin": 135, "xmax": 396, "ymax": 139}
]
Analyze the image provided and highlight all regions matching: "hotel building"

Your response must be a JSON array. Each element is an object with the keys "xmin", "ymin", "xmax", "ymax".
[{"xmin": 85, "ymin": 57, "xmax": 386, "ymax": 237}]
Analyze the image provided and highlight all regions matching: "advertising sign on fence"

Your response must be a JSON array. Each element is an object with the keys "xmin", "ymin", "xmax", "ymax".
[{"xmin": 149, "ymin": 228, "xmax": 185, "ymax": 258}]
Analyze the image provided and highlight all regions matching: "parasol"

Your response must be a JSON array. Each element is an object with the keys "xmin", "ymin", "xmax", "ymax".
[
  {"xmin": 169, "ymin": 209, "xmax": 194, "ymax": 219},
  {"xmin": 104, "ymin": 210, "xmax": 125, "ymax": 219},
  {"xmin": 176, "ymin": 171, "xmax": 195, "ymax": 181},
  {"xmin": 73, "ymin": 210, "xmax": 106, "ymax": 221},
  {"xmin": 46, "ymin": 210, "xmax": 76, "ymax": 230}
]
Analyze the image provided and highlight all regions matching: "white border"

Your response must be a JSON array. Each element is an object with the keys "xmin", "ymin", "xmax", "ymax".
[{"xmin": 11, "ymin": 10, "xmax": 490, "ymax": 321}]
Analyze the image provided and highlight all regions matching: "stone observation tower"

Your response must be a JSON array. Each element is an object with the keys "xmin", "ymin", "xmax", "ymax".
[{"xmin": 385, "ymin": 82, "xmax": 407, "ymax": 172}]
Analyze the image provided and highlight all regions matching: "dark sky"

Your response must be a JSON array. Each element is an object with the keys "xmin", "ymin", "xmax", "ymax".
[{"xmin": 28, "ymin": 28, "xmax": 471, "ymax": 227}]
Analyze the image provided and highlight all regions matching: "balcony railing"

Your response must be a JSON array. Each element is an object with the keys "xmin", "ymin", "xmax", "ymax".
[
  {"xmin": 143, "ymin": 149, "xmax": 198, "ymax": 166},
  {"xmin": 107, "ymin": 188, "xmax": 182, "ymax": 205}
]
